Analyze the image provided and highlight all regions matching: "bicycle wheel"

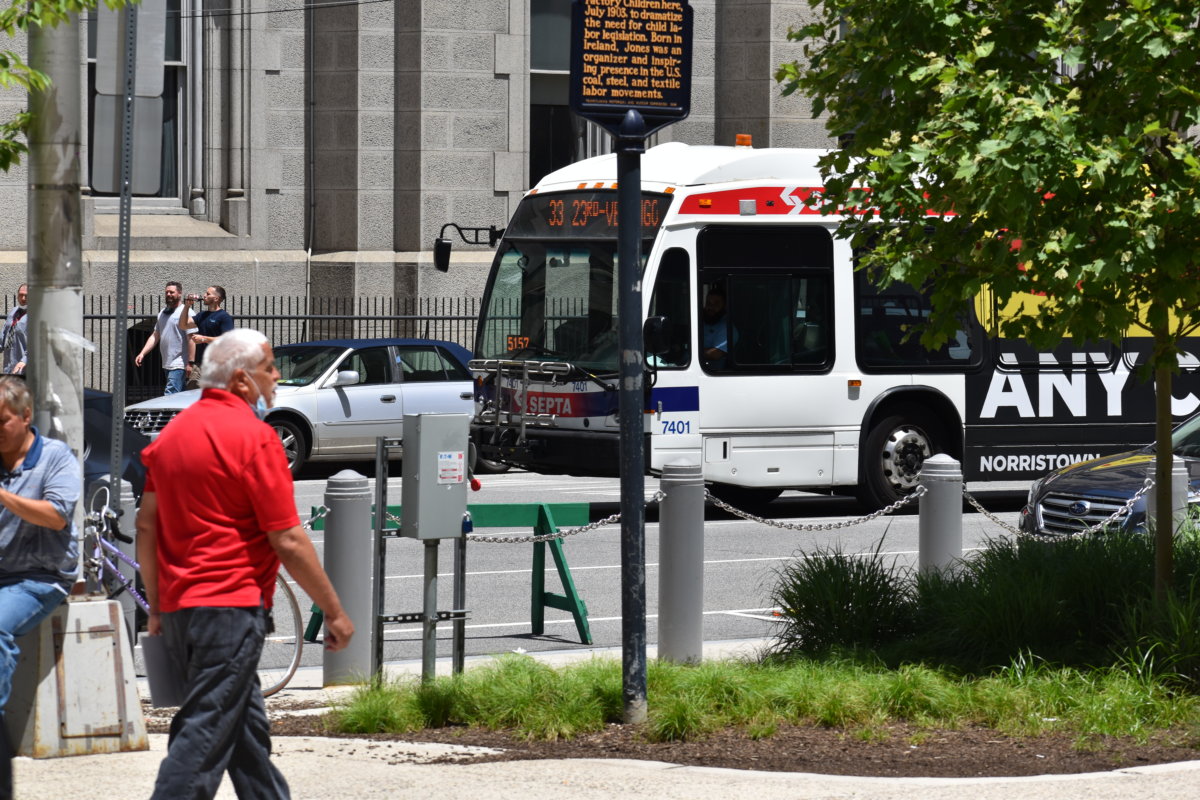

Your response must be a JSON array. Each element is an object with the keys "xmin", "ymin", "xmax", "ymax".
[
  {"xmin": 258, "ymin": 573, "xmax": 303, "ymax": 697},
  {"xmin": 85, "ymin": 478, "xmax": 146, "ymax": 636}
]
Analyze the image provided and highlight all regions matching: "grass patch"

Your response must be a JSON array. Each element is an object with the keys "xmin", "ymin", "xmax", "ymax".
[
  {"xmin": 330, "ymin": 654, "xmax": 1200, "ymax": 747},
  {"xmin": 329, "ymin": 530, "xmax": 1200, "ymax": 750}
]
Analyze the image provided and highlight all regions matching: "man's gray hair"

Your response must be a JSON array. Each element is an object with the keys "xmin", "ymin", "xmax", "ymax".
[
  {"xmin": 198, "ymin": 328, "xmax": 270, "ymax": 388},
  {"xmin": 0, "ymin": 376, "xmax": 32, "ymax": 418}
]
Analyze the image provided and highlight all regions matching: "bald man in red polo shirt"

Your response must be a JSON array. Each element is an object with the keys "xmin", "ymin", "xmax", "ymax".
[{"xmin": 137, "ymin": 328, "xmax": 353, "ymax": 799}]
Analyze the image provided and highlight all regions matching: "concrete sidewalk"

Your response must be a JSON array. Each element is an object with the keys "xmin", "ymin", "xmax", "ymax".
[{"xmin": 17, "ymin": 639, "xmax": 1200, "ymax": 800}]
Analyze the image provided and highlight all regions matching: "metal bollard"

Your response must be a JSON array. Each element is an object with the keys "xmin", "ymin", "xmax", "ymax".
[
  {"xmin": 1146, "ymin": 456, "xmax": 1190, "ymax": 536},
  {"xmin": 657, "ymin": 460, "xmax": 705, "ymax": 664},
  {"xmin": 918, "ymin": 454, "xmax": 963, "ymax": 575},
  {"xmin": 322, "ymin": 469, "xmax": 375, "ymax": 685}
]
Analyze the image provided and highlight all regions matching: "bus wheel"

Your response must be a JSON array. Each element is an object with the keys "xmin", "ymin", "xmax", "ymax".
[
  {"xmin": 709, "ymin": 484, "xmax": 783, "ymax": 513},
  {"xmin": 858, "ymin": 414, "xmax": 938, "ymax": 510}
]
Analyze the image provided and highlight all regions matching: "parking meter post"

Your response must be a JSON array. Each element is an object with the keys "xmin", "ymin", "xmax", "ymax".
[
  {"xmin": 322, "ymin": 470, "xmax": 374, "ymax": 685},
  {"xmin": 658, "ymin": 460, "xmax": 705, "ymax": 664},
  {"xmin": 918, "ymin": 454, "xmax": 963, "ymax": 575}
]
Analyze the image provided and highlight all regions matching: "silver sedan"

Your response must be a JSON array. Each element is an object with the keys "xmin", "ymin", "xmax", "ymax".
[{"xmin": 124, "ymin": 338, "xmax": 477, "ymax": 475}]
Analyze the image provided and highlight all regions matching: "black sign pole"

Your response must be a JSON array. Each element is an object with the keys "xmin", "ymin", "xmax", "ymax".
[
  {"xmin": 570, "ymin": 0, "xmax": 692, "ymax": 727},
  {"xmin": 615, "ymin": 109, "xmax": 648, "ymax": 724}
]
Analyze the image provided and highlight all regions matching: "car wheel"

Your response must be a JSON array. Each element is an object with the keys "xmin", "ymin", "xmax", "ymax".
[
  {"xmin": 857, "ymin": 412, "xmax": 941, "ymax": 511},
  {"xmin": 271, "ymin": 418, "xmax": 308, "ymax": 476}
]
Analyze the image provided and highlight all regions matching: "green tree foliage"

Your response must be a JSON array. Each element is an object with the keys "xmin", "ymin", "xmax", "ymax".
[
  {"xmin": 0, "ymin": 0, "xmax": 108, "ymax": 171},
  {"xmin": 777, "ymin": 0, "xmax": 1200, "ymax": 594}
]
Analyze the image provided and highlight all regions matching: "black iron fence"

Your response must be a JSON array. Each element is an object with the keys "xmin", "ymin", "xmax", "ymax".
[{"xmin": 76, "ymin": 295, "xmax": 481, "ymax": 403}]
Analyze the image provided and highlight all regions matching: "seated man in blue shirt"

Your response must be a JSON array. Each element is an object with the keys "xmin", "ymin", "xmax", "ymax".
[
  {"xmin": 702, "ymin": 285, "xmax": 737, "ymax": 370},
  {"xmin": 0, "ymin": 376, "xmax": 79, "ymax": 794}
]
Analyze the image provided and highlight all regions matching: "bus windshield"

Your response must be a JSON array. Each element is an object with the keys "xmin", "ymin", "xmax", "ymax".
[
  {"xmin": 477, "ymin": 240, "xmax": 647, "ymax": 373},
  {"xmin": 476, "ymin": 190, "xmax": 669, "ymax": 373}
]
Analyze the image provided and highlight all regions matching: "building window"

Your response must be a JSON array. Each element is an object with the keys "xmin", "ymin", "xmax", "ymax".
[
  {"xmin": 86, "ymin": 0, "xmax": 192, "ymax": 203},
  {"xmin": 530, "ymin": 0, "xmax": 577, "ymax": 187},
  {"xmin": 528, "ymin": 0, "xmax": 663, "ymax": 187}
]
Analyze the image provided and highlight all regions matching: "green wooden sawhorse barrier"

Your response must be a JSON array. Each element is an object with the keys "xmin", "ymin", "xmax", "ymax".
[{"xmin": 304, "ymin": 502, "xmax": 593, "ymax": 645}]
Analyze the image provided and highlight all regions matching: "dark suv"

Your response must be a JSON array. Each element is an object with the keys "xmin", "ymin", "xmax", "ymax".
[{"xmin": 1020, "ymin": 415, "xmax": 1200, "ymax": 537}]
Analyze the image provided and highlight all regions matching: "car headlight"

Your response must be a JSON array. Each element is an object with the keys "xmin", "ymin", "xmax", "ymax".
[{"xmin": 1027, "ymin": 475, "xmax": 1046, "ymax": 508}]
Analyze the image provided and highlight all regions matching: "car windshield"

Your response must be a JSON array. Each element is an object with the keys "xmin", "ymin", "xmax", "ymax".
[{"xmin": 275, "ymin": 345, "xmax": 344, "ymax": 386}]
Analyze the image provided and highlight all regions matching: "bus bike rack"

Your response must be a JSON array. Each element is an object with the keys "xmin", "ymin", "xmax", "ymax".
[{"xmin": 469, "ymin": 358, "xmax": 571, "ymax": 451}]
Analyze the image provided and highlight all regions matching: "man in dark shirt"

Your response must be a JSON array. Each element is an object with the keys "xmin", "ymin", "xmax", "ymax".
[{"xmin": 179, "ymin": 286, "xmax": 234, "ymax": 380}]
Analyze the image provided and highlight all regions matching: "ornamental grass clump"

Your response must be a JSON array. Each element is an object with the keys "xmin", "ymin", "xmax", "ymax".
[
  {"xmin": 766, "ymin": 542, "xmax": 916, "ymax": 659},
  {"xmin": 767, "ymin": 530, "xmax": 1200, "ymax": 679}
]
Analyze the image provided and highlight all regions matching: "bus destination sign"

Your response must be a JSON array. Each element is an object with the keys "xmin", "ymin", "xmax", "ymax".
[{"xmin": 570, "ymin": 0, "xmax": 693, "ymax": 137}]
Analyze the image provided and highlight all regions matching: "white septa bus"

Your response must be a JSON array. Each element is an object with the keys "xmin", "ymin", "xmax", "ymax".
[{"xmin": 459, "ymin": 141, "xmax": 1193, "ymax": 509}]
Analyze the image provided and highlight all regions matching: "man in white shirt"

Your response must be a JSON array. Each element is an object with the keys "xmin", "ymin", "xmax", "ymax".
[{"xmin": 135, "ymin": 282, "xmax": 196, "ymax": 395}]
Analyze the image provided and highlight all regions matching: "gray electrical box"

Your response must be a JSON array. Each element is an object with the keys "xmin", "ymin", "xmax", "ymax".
[{"xmin": 400, "ymin": 414, "xmax": 470, "ymax": 539}]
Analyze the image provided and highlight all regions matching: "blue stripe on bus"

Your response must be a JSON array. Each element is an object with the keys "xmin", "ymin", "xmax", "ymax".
[{"xmin": 647, "ymin": 386, "xmax": 700, "ymax": 412}]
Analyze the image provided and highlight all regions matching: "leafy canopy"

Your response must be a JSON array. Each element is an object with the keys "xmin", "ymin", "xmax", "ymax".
[
  {"xmin": 777, "ymin": 0, "xmax": 1200, "ymax": 366},
  {"xmin": 0, "ymin": 0, "xmax": 111, "ymax": 171}
]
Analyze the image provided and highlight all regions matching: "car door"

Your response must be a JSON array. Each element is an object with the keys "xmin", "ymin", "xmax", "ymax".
[
  {"xmin": 312, "ymin": 345, "xmax": 404, "ymax": 455},
  {"xmin": 394, "ymin": 345, "xmax": 475, "ymax": 424}
]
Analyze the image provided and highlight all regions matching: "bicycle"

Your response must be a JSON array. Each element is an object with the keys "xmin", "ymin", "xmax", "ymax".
[{"xmin": 83, "ymin": 480, "xmax": 305, "ymax": 697}]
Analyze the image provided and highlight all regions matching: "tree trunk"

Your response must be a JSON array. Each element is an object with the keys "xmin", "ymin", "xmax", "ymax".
[{"xmin": 1153, "ymin": 360, "xmax": 1174, "ymax": 604}]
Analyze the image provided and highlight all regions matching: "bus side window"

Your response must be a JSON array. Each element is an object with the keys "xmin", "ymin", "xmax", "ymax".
[
  {"xmin": 854, "ymin": 263, "xmax": 978, "ymax": 371},
  {"xmin": 725, "ymin": 275, "xmax": 830, "ymax": 369},
  {"xmin": 647, "ymin": 248, "xmax": 691, "ymax": 368}
]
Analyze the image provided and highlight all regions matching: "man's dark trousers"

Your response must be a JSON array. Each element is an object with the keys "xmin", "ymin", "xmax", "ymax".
[{"xmin": 151, "ymin": 606, "xmax": 289, "ymax": 799}]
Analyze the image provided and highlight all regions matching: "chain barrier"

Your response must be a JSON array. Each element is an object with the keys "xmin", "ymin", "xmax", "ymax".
[
  {"xmin": 464, "ymin": 484, "xmax": 928, "ymax": 541},
  {"xmin": 361, "ymin": 479, "xmax": 1002, "ymax": 544},
  {"xmin": 311, "ymin": 474, "xmax": 1154, "ymax": 546},
  {"xmin": 462, "ymin": 491, "xmax": 667, "ymax": 543},
  {"xmin": 304, "ymin": 505, "xmax": 329, "ymax": 531},
  {"xmin": 466, "ymin": 512, "xmax": 623, "ymax": 544},
  {"xmin": 960, "ymin": 489, "xmax": 1026, "ymax": 537},
  {"xmin": 704, "ymin": 485, "xmax": 926, "ymax": 531}
]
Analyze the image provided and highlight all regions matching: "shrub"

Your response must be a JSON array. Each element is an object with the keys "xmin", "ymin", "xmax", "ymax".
[
  {"xmin": 768, "ymin": 529, "xmax": 1200, "ymax": 676},
  {"xmin": 767, "ymin": 542, "xmax": 916, "ymax": 659}
]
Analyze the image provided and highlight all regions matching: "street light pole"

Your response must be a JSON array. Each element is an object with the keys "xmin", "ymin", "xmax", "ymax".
[{"xmin": 27, "ymin": 14, "xmax": 85, "ymax": 529}]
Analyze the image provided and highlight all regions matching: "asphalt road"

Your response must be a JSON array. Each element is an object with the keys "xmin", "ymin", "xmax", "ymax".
[{"xmin": 282, "ymin": 463, "xmax": 1028, "ymax": 672}]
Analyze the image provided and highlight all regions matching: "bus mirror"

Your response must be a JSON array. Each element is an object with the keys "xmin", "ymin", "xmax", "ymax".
[
  {"xmin": 433, "ymin": 237, "xmax": 452, "ymax": 272},
  {"xmin": 643, "ymin": 316, "xmax": 669, "ymax": 356},
  {"xmin": 435, "ymin": 223, "xmax": 505, "ymax": 272}
]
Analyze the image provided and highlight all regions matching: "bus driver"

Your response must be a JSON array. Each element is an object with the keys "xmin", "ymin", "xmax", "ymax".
[{"xmin": 702, "ymin": 285, "xmax": 736, "ymax": 370}]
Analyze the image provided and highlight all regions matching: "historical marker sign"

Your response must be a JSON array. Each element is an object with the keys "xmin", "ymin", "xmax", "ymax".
[{"xmin": 570, "ymin": 0, "xmax": 693, "ymax": 138}]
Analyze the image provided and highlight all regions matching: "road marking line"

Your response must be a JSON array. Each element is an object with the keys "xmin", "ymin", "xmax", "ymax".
[{"xmin": 375, "ymin": 549, "xmax": 981, "ymax": 581}]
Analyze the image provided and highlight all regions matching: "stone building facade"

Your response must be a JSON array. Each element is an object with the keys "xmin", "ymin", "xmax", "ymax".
[{"xmin": 0, "ymin": 0, "xmax": 830, "ymax": 302}]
